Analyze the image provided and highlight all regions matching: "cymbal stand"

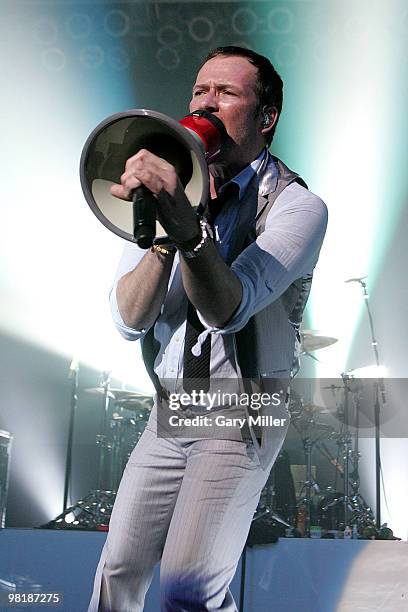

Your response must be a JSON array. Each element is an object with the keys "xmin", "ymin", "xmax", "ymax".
[
  {"xmin": 327, "ymin": 377, "xmax": 376, "ymax": 531},
  {"xmin": 110, "ymin": 411, "xmax": 135, "ymax": 492},
  {"xmin": 347, "ymin": 384, "xmax": 376, "ymax": 530},
  {"xmin": 314, "ymin": 435, "xmax": 375, "ymax": 530},
  {"xmin": 350, "ymin": 277, "xmax": 387, "ymax": 527},
  {"xmin": 43, "ymin": 370, "xmax": 117, "ymax": 530},
  {"xmin": 95, "ymin": 370, "xmax": 113, "ymax": 492},
  {"xmin": 304, "ymin": 437, "xmax": 321, "ymax": 536},
  {"xmin": 349, "ymin": 387, "xmax": 362, "ymax": 506},
  {"xmin": 292, "ymin": 410, "xmax": 327, "ymax": 536},
  {"xmin": 296, "ymin": 434, "xmax": 322, "ymax": 537},
  {"xmin": 63, "ymin": 357, "xmax": 79, "ymax": 513},
  {"xmin": 340, "ymin": 372, "xmax": 352, "ymax": 526}
]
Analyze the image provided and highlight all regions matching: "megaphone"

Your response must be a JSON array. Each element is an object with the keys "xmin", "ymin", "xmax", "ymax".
[{"xmin": 80, "ymin": 109, "xmax": 227, "ymax": 247}]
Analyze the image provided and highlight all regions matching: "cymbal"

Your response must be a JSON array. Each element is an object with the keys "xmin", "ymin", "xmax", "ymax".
[
  {"xmin": 345, "ymin": 364, "xmax": 387, "ymax": 378},
  {"xmin": 321, "ymin": 384, "xmax": 343, "ymax": 390},
  {"xmin": 85, "ymin": 387, "xmax": 152, "ymax": 402},
  {"xmin": 303, "ymin": 403, "xmax": 329, "ymax": 414},
  {"xmin": 84, "ymin": 387, "xmax": 115, "ymax": 399},
  {"xmin": 301, "ymin": 330, "xmax": 338, "ymax": 352},
  {"xmin": 115, "ymin": 397, "xmax": 153, "ymax": 411}
]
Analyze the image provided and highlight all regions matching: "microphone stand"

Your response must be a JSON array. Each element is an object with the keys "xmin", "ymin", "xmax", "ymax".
[
  {"xmin": 355, "ymin": 278, "xmax": 386, "ymax": 528},
  {"xmin": 63, "ymin": 357, "xmax": 79, "ymax": 513}
]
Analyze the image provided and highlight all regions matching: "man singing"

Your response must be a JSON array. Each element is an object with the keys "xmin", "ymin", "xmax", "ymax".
[{"xmin": 88, "ymin": 46, "xmax": 327, "ymax": 611}]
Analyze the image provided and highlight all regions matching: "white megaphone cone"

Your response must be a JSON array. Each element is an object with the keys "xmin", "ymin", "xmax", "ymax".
[{"xmin": 80, "ymin": 109, "xmax": 227, "ymax": 247}]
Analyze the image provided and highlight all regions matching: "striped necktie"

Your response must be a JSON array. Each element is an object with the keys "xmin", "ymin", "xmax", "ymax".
[{"xmin": 182, "ymin": 185, "xmax": 238, "ymax": 395}]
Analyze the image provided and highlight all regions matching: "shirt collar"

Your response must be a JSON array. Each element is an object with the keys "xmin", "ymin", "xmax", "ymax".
[{"xmin": 218, "ymin": 148, "xmax": 276, "ymax": 201}]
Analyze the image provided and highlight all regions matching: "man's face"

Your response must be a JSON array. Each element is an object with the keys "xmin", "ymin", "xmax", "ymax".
[{"xmin": 189, "ymin": 55, "xmax": 265, "ymax": 170}]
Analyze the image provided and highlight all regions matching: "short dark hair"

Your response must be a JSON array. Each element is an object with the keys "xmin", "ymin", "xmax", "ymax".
[{"xmin": 201, "ymin": 46, "xmax": 283, "ymax": 144}]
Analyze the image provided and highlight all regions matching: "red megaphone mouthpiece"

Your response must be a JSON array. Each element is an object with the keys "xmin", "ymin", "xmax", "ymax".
[{"xmin": 179, "ymin": 110, "xmax": 227, "ymax": 163}]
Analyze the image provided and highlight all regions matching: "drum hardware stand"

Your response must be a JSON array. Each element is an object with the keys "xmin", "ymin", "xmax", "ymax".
[
  {"xmin": 292, "ymin": 410, "xmax": 328, "ymax": 536},
  {"xmin": 110, "ymin": 412, "xmax": 136, "ymax": 493},
  {"xmin": 41, "ymin": 490, "xmax": 116, "ymax": 530},
  {"xmin": 252, "ymin": 505, "xmax": 291, "ymax": 527},
  {"xmin": 252, "ymin": 452, "xmax": 292, "ymax": 529},
  {"xmin": 43, "ymin": 370, "xmax": 117, "ymax": 529},
  {"xmin": 302, "ymin": 350, "xmax": 321, "ymax": 364},
  {"xmin": 321, "ymin": 375, "xmax": 357, "ymax": 529},
  {"xmin": 346, "ymin": 385, "xmax": 368, "ymax": 524},
  {"xmin": 290, "ymin": 385, "xmax": 369, "ymax": 533},
  {"xmin": 316, "ymin": 384, "xmax": 375, "ymax": 531},
  {"xmin": 344, "ymin": 378, "xmax": 376, "ymax": 529},
  {"xmin": 348, "ymin": 276, "xmax": 387, "ymax": 528},
  {"xmin": 44, "ymin": 377, "xmax": 153, "ymax": 530},
  {"xmin": 298, "ymin": 436, "xmax": 322, "ymax": 537},
  {"xmin": 328, "ymin": 431, "xmax": 354, "ymax": 526},
  {"xmin": 85, "ymin": 370, "xmax": 116, "ymax": 526},
  {"xmin": 315, "ymin": 440, "xmax": 344, "ymax": 479},
  {"xmin": 63, "ymin": 357, "xmax": 79, "ymax": 513},
  {"xmin": 340, "ymin": 372, "xmax": 353, "ymax": 526},
  {"xmin": 322, "ymin": 373, "xmax": 363, "ymax": 528},
  {"xmin": 312, "ymin": 423, "xmax": 376, "ymax": 531},
  {"xmin": 93, "ymin": 371, "xmax": 114, "ymax": 492}
]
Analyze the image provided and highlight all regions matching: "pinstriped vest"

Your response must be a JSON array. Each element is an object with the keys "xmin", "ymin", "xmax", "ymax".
[{"xmin": 232, "ymin": 156, "xmax": 310, "ymax": 379}]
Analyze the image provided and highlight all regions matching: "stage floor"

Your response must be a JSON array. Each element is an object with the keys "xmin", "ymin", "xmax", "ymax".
[{"xmin": 0, "ymin": 529, "xmax": 407, "ymax": 611}]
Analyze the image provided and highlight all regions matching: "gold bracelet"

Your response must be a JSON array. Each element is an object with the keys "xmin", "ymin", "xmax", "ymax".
[{"xmin": 151, "ymin": 244, "xmax": 176, "ymax": 256}]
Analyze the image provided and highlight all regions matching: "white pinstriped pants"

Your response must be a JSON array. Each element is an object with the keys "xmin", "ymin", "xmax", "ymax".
[{"xmin": 87, "ymin": 416, "xmax": 287, "ymax": 611}]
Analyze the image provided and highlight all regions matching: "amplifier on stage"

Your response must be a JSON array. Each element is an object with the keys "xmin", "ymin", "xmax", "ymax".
[{"xmin": 0, "ymin": 429, "xmax": 13, "ymax": 528}]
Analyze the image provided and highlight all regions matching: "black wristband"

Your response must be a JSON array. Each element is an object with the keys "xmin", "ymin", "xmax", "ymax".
[{"xmin": 175, "ymin": 227, "xmax": 202, "ymax": 252}]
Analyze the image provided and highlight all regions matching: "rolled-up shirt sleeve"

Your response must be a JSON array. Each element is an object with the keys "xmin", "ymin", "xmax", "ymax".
[
  {"xmin": 197, "ymin": 183, "xmax": 328, "ymax": 334},
  {"xmin": 109, "ymin": 242, "xmax": 149, "ymax": 341}
]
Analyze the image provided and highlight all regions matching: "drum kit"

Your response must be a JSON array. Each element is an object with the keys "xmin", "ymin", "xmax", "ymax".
[
  {"xmin": 252, "ymin": 330, "xmax": 378, "ymax": 540},
  {"xmin": 44, "ymin": 372, "xmax": 153, "ymax": 530},
  {"xmin": 86, "ymin": 379, "xmax": 153, "ymax": 495},
  {"xmin": 45, "ymin": 330, "xmax": 379, "ymax": 537}
]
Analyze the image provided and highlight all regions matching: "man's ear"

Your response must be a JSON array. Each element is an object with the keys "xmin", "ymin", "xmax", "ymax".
[{"xmin": 260, "ymin": 106, "xmax": 278, "ymax": 135}]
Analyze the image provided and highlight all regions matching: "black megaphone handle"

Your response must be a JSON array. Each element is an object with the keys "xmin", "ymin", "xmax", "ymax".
[{"xmin": 132, "ymin": 185, "xmax": 156, "ymax": 249}]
